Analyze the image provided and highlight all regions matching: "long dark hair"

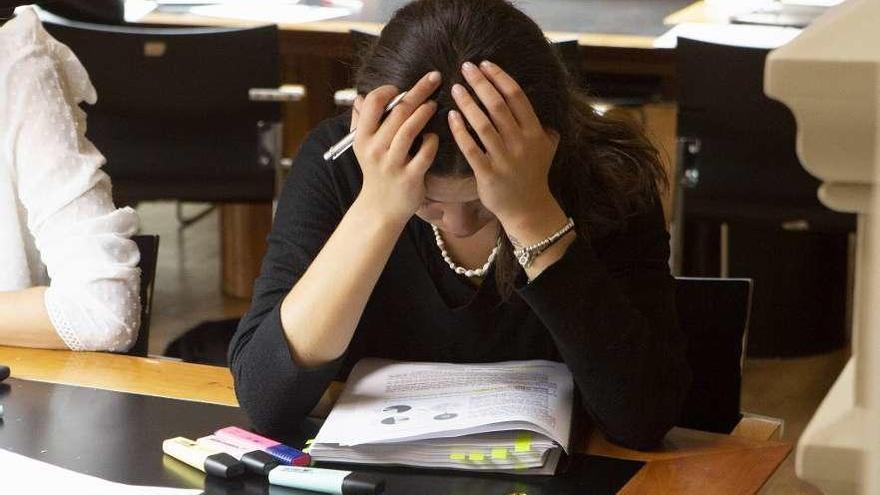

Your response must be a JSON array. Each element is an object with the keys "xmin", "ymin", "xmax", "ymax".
[{"xmin": 356, "ymin": 0, "xmax": 667, "ymax": 298}]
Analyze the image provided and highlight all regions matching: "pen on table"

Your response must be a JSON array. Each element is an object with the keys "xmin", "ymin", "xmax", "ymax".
[
  {"xmin": 322, "ymin": 91, "xmax": 409, "ymax": 162},
  {"xmin": 214, "ymin": 426, "xmax": 311, "ymax": 466},
  {"xmin": 269, "ymin": 465, "xmax": 385, "ymax": 495}
]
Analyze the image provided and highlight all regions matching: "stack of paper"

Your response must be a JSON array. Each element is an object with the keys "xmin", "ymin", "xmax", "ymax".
[{"xmin": 308, "ymin": 359, "xmax": 574, "ymax": 475}]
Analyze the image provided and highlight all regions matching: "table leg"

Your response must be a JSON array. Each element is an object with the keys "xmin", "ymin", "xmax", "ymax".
[{"xmin": 220, "ymin": 203, "xmax": 272, "ymax": 299}]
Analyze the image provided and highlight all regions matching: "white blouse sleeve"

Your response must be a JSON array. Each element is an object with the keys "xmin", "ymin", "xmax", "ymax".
[{"xmin": 7, "ymin": 18, "xmax": 142, "ymax": 352}]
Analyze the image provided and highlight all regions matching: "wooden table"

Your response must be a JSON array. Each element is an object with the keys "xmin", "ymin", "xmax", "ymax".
[
  {"xmin": 136, "ymin": 1, "xmax": 707, "ymax": 299},
  {"xmin": 0, "ymin": 346, "xmax": 792, "ymax": 494}
]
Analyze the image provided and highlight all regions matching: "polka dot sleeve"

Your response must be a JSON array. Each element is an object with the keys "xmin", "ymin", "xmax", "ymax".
[{"xmin": 7, "ymin": 8, "xmax": 142, "ymax": 352}]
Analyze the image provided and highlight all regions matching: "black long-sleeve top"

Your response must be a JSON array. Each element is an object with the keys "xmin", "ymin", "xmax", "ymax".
[{"xmin": 229, "ymin": 113, "xmax": 691, "ymax": 451}]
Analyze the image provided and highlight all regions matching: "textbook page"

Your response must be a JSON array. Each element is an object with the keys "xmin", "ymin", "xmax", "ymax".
[{"xmin": 314, "ymin": 359, "xmax": 573, "ymax": 451}]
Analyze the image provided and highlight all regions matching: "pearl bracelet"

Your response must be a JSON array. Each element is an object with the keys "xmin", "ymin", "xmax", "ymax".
[{"xmin": 512, "ymin": 217, "xmax": 575, "ymax": 268}]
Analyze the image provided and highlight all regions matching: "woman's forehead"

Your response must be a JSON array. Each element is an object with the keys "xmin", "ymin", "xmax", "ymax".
[{"xmin": 424, "ymin": 174, "xmax": 479, "ymax": 203}]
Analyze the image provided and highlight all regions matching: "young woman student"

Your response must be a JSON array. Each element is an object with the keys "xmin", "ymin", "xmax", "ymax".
[
  {"xmin": 231, "ymin": 0, "xmax": 691, "ymax": 450},
  {"xmin": 0, "ymin": 5, "xmax": 141, "ymax": 351}
]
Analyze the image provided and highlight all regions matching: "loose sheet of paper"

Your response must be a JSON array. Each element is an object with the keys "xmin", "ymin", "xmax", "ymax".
[
  {"xmin": 0, "ymin": 448, "xmax": 200, "ymax": 495},
  {"xmin": 314, "ymin": 359, "xmax": 573, "ymax": 450}
]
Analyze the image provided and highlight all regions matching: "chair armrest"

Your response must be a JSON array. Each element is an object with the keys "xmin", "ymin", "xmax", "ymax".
[
  {"xmin": 731, "ymin": 413, "xmax": 785, "ymax": 441},
  {"xmin": 334, "ymin": 88, "xmax": 357, "ymax": 107},
  {"xmin": 249, "ymin": 84, "xmax": 306, "ymax": 102}
]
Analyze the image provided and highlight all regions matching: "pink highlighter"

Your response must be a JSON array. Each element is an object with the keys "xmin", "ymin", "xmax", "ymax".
[{"xmin": 215, "ymin": 426, "xmax": 311, "ymax": 466}]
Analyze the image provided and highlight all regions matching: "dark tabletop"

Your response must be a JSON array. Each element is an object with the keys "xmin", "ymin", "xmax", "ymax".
[{"xmin": 0, "ymin": 378, "xmax": 642, "ymax": 494}]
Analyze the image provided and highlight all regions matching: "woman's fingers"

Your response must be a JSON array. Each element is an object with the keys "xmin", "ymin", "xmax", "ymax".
[
  {"xmin": 447, "ymin": 109, "xmax": 491, "ymax": 175},
  {"xmin": 374, "ymin": 71, "xmax": 442, "ymax": 145},
  {"xmin": 409, "ymin": 132, "xmax": 439, "ymax": 176},
  {"xmin": 357, "ymin": 85, "xmax": 402, "ymax": 138},
  {"xmin": 460, "ymin": 61, "xmax": 519, "ymax": 138},
  {"xmin": 450, "ymin": 83, "xmax": 505, "ymax": 156},
  {"xmin": 388, "ymin": 100, "xmax": 438, "ymax": 161},
  {"xmin": 478, "ymin": 60, "xmax": 541, "ymax": 131}
]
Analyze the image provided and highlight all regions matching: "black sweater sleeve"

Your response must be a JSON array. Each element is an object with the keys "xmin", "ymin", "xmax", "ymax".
[
  {"xmin": 517, "ymin": 202, "xmax": 691, "ymax": 450},
  {"xmin": 228, "ymin": 122, "xmax": 350, "ymax": 437}
]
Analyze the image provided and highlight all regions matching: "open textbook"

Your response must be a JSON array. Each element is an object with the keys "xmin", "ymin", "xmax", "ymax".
[{"xmin": 308, "ymin": 358, "xmax": 574, "ymax": 475}]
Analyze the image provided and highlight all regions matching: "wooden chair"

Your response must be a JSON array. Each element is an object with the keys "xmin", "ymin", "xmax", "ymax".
[{"xmin": 128, "ymin": 235, "xmax": 159, "ymax": 357}]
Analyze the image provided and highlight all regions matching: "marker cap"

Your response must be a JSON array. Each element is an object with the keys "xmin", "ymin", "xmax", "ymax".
[
  {"xmin": 205, "ymin": 453, "xmax": 246, "ymax": 479},
  {"xmin": 240, "ymin": 450, "xmax": 279, "ymax": 475},
  {"xmin": 266, "ymin": 444, "xmax": 311, "ymax": 466},
  {"xmin": 342, "ymin": 473, "xmax": 385, "ymax": 495}
]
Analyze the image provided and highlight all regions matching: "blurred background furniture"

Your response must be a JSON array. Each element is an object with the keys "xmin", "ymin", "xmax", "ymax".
[
  {"xmin": 139, "ymin": 0, "xmax": 688, "ymax": 221},
  {"xmin": 41, "ymin": 11, "xmax": 304, "ymax": 299},
  {"xmin": 128, "ymin": 235, "xmax": 160, "ymax": 357},
  {"xmin": 676, "ymin": 37, "xmax": 855, "ymax": 357}
]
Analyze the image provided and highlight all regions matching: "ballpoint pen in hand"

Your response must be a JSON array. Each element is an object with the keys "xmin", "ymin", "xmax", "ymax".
[{"xmin": 323, "ymin": 91, "xmax": 409, "ymax": 162}]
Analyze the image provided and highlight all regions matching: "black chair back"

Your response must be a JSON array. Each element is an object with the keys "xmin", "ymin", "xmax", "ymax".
[
  {"xmin": 40, "ymin": 0, "xmax": 125, "ymax": 25},
  {"xmin": 676, "ymin": 37, "xmax": 853, "ymax": 232},
  {"xmin": 676, "ymin": 38, "xmax": 851, "ymax": 357},
  {"xmin": 675, "ymin": 276, "xmax": 752, "ymax": 434},
  {"xmin": 41, "ymin": 14, "xmax": 280, "ymax": 204},
  {"xmin": 129, "ymin": 235, "xmax": 159, "ymax": 357}
]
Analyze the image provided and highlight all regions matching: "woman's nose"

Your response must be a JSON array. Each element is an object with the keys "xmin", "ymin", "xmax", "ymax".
[{"xmin": 441, "ymin": 206, "xmax": 480, "ymax": 237}]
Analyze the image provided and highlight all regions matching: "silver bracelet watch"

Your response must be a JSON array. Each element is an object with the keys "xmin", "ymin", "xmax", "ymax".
[{"xmin": 511, "ymin": 217, "xmax": 576, "ymax": 268}]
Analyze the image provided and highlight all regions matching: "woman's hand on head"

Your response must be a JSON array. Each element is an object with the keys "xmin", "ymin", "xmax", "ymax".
[
  {"xmin": 352, "ymin": 72, "xmax": 442, "ymax": 224},
  {"xmin": 447, "ymin": 61, "xmax": 561, "ymax": 229}
]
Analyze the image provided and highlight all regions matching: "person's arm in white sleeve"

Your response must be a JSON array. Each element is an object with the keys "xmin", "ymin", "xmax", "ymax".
[
  {"xmin": 0, "ymin": 287, "xmax": 65, "ymax": 349},
  {"xmin": 0, "ymin": 32, "xmax": 141, "ymax": 352}
]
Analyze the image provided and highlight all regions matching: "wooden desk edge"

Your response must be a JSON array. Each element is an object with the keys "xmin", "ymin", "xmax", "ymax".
[
  {"xmin": 0, "ymin": 346, "xmax": 237, "ymax": 407},
  {"xmin": 140, "ymin": 12, "xmax": 660, "ymax": 50}
]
